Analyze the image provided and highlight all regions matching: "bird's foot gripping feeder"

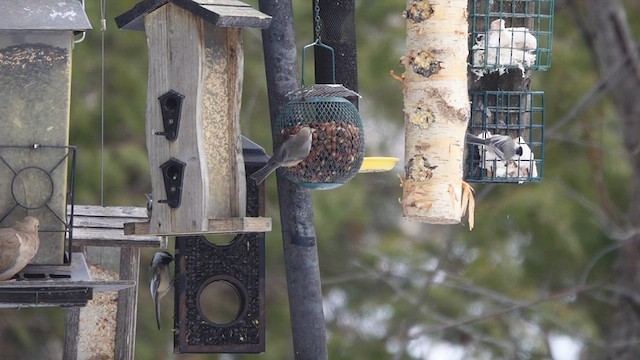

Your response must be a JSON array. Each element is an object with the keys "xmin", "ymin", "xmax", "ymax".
[
  {"xmin": 275, "ymin": 40, "xmax": 365, "ymax": 190},
  {"xmin": 464, "ymin": 90, "xmax": 544, "ymax": 184},
  {"xmin": 469, "ymin": 0, "xmax": 554, "ymax": 72}
]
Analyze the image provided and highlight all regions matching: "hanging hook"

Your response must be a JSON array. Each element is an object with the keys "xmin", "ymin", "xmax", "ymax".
[
  {"xmin": 301, "ymin": 39, "xmax": 336, "ymax": 87},
  {"xmin": 300, "ymin": 0, "xmax": 336, "ymax": 87}
]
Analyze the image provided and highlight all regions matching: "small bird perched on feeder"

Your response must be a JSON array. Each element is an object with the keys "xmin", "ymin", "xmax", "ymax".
[
  {"xmin": 0, "ymin": 216, "xmax": 40, "ymax": 281},
  {"xmin": 149, "ymin": 251, "xmax": 174, "ymax": 329},
  {"xmin": 145, "ymin": 193, "xmax": 153, "ymax": 219},
  {"xmin": 466, "ymin": 132, "xmax": 523, "ymax": 162},
  {"xmin": 250, "ymin": 126, "xmax": 313, "ymax": 185}
]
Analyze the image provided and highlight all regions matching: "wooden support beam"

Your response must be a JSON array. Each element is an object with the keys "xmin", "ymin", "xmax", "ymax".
[
  {"xmin": 123, "ymin": 216, "xmax": 271, "ymax": 235},
  {"xmin": 63, "ymin": 307, "xmax": 81, "ymax": 360},
  {"xmin": 115, "ymin": 247, "xmax": 141, "ymax": 360}
]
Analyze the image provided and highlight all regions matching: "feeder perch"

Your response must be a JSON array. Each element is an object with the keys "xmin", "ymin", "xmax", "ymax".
[
  {"xmin": 173, "ymin": 137, "xmax": 267, "ymax": 354},
  {"xmin": 0, "ymin": 1, "xmax": 90, "ymax": 264},
  {"xmin": 469, "ymin": 0, "xmax": 554, "ymax": 72},
  {"xmin": 116, "ymin": 0, "xmax": 272, "ymax": 235},
  {"xmin": 465, "ymin": 90, "xmax": 544, "ymax": 183}
]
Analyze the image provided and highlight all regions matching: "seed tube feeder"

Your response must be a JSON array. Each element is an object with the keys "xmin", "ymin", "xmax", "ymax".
[
  {"xmin": 116, "ymin": 0, "xmax": 272, "ymax": 235},
  {"xmin": 0, "ymin": 1, "xmax": 90, "ymax": 265}
]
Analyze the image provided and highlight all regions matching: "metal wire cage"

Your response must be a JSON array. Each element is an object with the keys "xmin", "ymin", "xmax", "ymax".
[
  {"xmin": 0, "ymin": 144, "xmax": 76, "ymax": 265},
  {"xmin": 469, "ymin": 0, "xmax": 554, "ymax": 71},
  {"xmin": 273, "ymin": 95, "xmax": 364, "ymax": 190},
  {"xmin": 465, "ymin": 91, "xmax": 544, "ymax": 183}
]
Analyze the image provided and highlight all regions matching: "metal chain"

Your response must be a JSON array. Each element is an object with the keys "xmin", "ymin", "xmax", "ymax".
[{"xmin": 314, "ymin": 0, "xmax": 322, "ymax": 41}]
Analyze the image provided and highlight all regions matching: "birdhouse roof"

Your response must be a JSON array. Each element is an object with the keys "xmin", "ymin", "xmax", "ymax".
[
  {"xmin": 116, "ymin": 0, "xmax": 272, "ymax": 31},
  {"xmin": 0, "ymin": 0, "xmax": 92, "ymax": 31}
]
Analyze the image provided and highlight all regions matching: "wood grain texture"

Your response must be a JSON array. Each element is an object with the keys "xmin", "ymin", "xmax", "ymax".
[
  {"xmin": 124, "ymin": 216, "xmax": 271, "ymax": 235},
  {"xmin": 145, "ymin": 4, "xmax": 207, "ymax": 234},
  {"xmin": 145, "ymin": 4, "xmax": 247, "ymax": 235},
  {"xmin": 70, "ymin": 205, "xmax": 166, "ymax": 248},
  {"xmin": 115, "ymin": 247, "xmax": 140, "ymax": 360},
  {"xmin": 63, "ymin": 307, "xmax": 81, "ymax": 360}
]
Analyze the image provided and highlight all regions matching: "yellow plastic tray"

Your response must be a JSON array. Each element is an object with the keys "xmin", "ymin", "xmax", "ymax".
[{"xmin": 358, "ymin": 157, "xmax": 399, "ymax": 173}]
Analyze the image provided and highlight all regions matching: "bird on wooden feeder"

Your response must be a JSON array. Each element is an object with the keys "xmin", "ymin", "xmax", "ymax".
[
  {"xmin": 145, "ymin": 193, "xmax": 153, "ymax": 219},
  {"xmin": 149, "ymin": 251, "xmax": 174, "ymax": 329},
  {"xmin": 0, "ymin": 216, "xmax": 40, "ymax": 281},
  {"xmin": 250, "ymin": 126, "xmax": 313, "ymax": 185}
]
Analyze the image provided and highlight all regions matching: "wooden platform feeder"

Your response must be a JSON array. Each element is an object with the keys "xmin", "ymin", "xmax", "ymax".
[
  {"xmin": 116, "ymin": 0, "xmax": 272, "ymax": 236},
  {"xmin": 0, "ymin": 205, "xmax": 167, "ymax": 358},
  {"xmin": 0, "ymin": 0, "xmax": 90, "ymax": 264}
]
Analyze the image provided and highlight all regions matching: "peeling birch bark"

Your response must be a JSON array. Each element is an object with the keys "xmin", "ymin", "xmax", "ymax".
[{"xmin": 401, "ymin": 0, "xmax": 470, "ymax": 224}]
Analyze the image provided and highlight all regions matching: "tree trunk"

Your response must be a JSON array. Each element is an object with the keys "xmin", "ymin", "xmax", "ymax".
[
  {"xmin": 401, "ymin": 0, "xmax": 470, "ymax": 224},
  {"xmin": 580, "ymin": 1, "xmax": 640, "ymax": 358}
]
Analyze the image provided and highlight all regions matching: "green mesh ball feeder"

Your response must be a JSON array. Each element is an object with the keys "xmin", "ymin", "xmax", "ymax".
[{"xmin": 274, "ymin": 39, "xmax": 364, "ymax": 190}]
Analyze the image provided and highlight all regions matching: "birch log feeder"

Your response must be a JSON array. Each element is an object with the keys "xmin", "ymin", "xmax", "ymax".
[
  {"xmin": 401, "ymin": 0, "xmax": 470, "ymax": 224},
  {"xmin": 116, "ymin": 0, "xmax": 272, "ymax": 235}
]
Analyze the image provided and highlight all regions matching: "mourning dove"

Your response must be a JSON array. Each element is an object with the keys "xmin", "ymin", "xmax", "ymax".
[
  {"xmin": 250, "ymin": 126, "xmax": 313, "ymax": 184},
  {"xmin": 149, "ymin": 251, "xmax": 174, "ymax": 329},
  {"xmin": 0, "ymin": 216, "xmax": 40, "ymax": 281}
]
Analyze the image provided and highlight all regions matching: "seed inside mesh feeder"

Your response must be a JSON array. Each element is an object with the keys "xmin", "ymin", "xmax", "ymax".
[{"xmin": 278, "ymin": 121, "xmax": 364, "ymax": 184}]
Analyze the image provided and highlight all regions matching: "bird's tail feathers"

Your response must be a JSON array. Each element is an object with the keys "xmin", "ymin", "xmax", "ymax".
[
  {"xmin": 155, "ymin": 297, "xmax": 162, "ymax": 329},
  {"xmin": 250, "ymin": 164, "xmax": 278, "ymax": 185},
  {"xmin": 466, "ymin": 133, "xmax": 489, "ymax": 145}
]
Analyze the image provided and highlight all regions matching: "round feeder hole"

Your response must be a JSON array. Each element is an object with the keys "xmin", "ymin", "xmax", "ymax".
[
  {"xmin": 11, "ymin": 166, "xmax": 54, "ymax": 210},
  {"xmin": 198, "ymin": 277, "xmax": 247, "ymax": 326},
  {"xmin": 203, "ymin": 234, "xmax": 242, "ymax": 247},
  {"xmin": 163, "ymin": 96, "xmax": 179, "ymax": 112}
]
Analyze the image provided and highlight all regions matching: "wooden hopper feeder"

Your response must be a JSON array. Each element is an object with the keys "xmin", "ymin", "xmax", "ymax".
[{"xmin": 116, "ymin": 0, "xmax": 272, "ymax": 235}]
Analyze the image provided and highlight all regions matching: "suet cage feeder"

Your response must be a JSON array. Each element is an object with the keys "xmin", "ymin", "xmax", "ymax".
[
  {"xmin": 275, "ymin": 41, "xmax": 365, "ymax": 190},
  {"xmin": 469, "ymin": 0, "xmax": 554, "ymax": 71},
  {"xmin": 0, "ymin": 1, "xmax": 90, "ymax": 266},
  {"xmin": 465, "ymin": 91, "xmax": 544, "ymax": 183}
]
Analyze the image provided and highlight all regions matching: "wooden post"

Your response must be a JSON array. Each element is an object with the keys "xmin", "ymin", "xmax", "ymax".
[
  {"xmin": 63, "ymin": 308, "xmax": 81, "ymax": 360},
  {"xmin": 115, "ymin": 247, "xmax": 141, "ymax": 360},
  {"xmin": 401, "ymin": 0, "xmax": 470, "ymax": 223}
]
